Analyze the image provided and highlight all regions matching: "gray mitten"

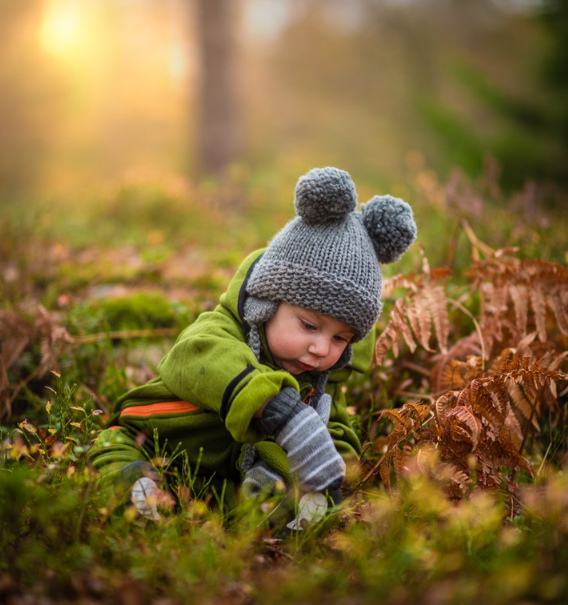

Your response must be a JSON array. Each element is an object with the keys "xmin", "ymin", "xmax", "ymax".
[
  {"xmin": 315, "ymin": 393, "xmax": 332, "ymax": 425},
  {"xmin": 255, "ymin": 388, "xmax": 345, "ymax": 494},
  {"xmin": 242, "ymin": 459, "xmax": 286, "ymax": 499}
]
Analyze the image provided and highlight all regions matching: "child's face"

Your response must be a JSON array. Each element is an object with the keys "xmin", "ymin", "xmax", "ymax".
[{"xmin": 265, "ymin": 302, "xmax": 354, "ymax": 375}]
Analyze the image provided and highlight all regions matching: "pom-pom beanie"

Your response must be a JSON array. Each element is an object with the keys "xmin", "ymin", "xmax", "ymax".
[{"xmin": 244, "ymin": 166, "xmax": 417, "ymax": 347}]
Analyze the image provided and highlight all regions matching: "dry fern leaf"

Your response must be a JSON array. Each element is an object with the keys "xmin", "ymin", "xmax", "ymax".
[
  {"xmin": 430, "ymin": 333, "xmax": 482, "ymax": 393},
  {"xmin": 474, "ymin": 378, "xmax": 510, "ymax": 430},
  {"xmin": 434, "ymin": 391, "xmax": 458, "ymax": 425},
  {"xmin": 548, "ymin": 289, "xmax": 568, "ymax": 336},
  {"xmin": 390, "ymin": 298, "xmax": 417, "ymax": 353},
  {"xmin": 504, "ymin": 406, "xmax": 524, "ymax": 448},
  {"xmin": 436, "ymin": 356, "xmax": 484, "ymax": 393},
  {"xmin": 529, "ymin": 286, "xmax": 547, "ymax": 343},
  {"xmin": 442, "ymin": 405, "xmax": 481, "ymax": 452},
  {"xmin": 403, "ymin": 401, "xmax": 432, "ymax": 425},
  {"xmin": 406, "ymin": 296, "xmax": 433, "ymax": 352},
  {"xmin": 509, "ymin": 283, "xmax": 529, "ymax": 338},
  {"xmin": 379, "ymin": 402, "xmax": 430, "ymax": 434},
  {"xmin": 375, "ymin": 320, "xmax": 401, "ymax": 366},
  {"xmin": 483, "ymin": 424, "xmax": 534, "ymax": 477},
  {"xmin": 379, "ymin": 448, "xmax": 406, "ymax": 491},
  {"xmin": 449, "ymin": 468, "xmax": 472, "ymax": 499},
  {"xmin": 480, "ymin": 283, "xmax": 505, "ymax": 343},
  {"xmin": 490, "ymin": 346, "xmax": 518, "ymax": 374},
  {"xmin": 471, "ymin": 256, "xmax": 568, "ymax": 346},
  {"xmin": 375, "ymin": 253, "xmax": 450, "ymax": 365},
  {"xmin": 507, "ymin": 380, "xmax": 540, "ymax": 432},
  {"xmin": 428, "ymin": 285, "xmax": 449, "ymax": 354},
  {"xmin": 380, "ymin": 408, "xmax": 413, "ymax": 432}
]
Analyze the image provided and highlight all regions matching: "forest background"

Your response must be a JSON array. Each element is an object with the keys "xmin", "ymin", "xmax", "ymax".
[{"xmin": 1, "ymin": 1, "xmax": 568, "ymax": 604}]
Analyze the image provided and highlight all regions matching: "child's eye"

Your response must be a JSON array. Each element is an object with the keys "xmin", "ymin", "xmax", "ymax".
[
  {"xmin": 333, "ymin": 335, "xmax": 348, "ymax": 343},
  {"xmin": 302, "ymin": 321, "xmax": 317, "ymax": 331}
]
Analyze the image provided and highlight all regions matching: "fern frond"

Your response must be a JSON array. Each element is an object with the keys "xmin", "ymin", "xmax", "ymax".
[
  {"xmin": 434, "ymin": 391, "xmax": 457, "ymax": 425},
  {"xmin": 504, "ymin": 406, "xmax": 524, "ymax": 448},
  {"xmin": 391, "ymin": 298, "xmax": 417, "ymax": 353},
  {"xmin": 436, "ymin": 356, "xmax": 484, "ymax": 393},
  {"xmin": 449, "ymin": 469, "xmax": 472, "ymax": 498},
  {"xmin": 490, "ymin": 346, "xmax": 518, "ymax": 374},
  {"xmin": 548, "ymin": 289, "xmax": 568, "ymax": 336},
  {"xmin": 374, "ymin": 320, "xmax": 401, "ymax": 366},
  {"xmin": 379, "ymin": 448, "xmax": 405, "ymax": 491},
  {"xmin": 509, "ymin": 283, "xmax": 529, "ymax": 338},
  {"xmin": 428, "ymin": 285, "xmax": 449, "ymax": 354},
  {"xmin": 380, "ymin": 408, "xmax": 413, "ymax": 432},
  {"xmin": 406, "ymin": 296, "xmax": 433, "ymax": 352},
  {"xmin": 443, "ymin": 405, "xmax": 481, "ymax": 451},
  {"xmin": 529, "ymin": 286, "xmax": 547, "ymax": 342},
  {"xmin": 470, "ymin": 255, "xmax": 568, "ymax": 347},
  {"xmin": 507, "ymin": 380, "xmax": 540, "ymax": 432},
  {"xmin": 430, "ymin": 333, "xmax": 483, "ymax": 393}
]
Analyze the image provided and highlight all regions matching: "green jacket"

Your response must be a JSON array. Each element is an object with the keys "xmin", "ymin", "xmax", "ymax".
[{"xmin": 96, "ymin": 249, "xmax": 374, "ymax": 490}]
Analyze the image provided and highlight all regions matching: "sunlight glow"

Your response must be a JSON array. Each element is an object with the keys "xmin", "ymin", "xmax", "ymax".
[{"xmin": 40, "ymin": 1, "xmax": 83, "ymax": 58}]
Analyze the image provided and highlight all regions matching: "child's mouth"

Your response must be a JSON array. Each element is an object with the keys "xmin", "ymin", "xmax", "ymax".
[{"xmin": 295, "ymin": 361, "xmax": 315, "ymax": 372}]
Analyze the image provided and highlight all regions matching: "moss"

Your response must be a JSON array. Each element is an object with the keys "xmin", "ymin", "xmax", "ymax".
[{"xmin": 88, "ymin": 291, "xmax": 197, "ymax": 331}]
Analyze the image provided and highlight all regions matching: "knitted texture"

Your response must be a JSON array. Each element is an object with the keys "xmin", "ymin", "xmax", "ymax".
[
  {"xmin": 242, "ymin": 297, "xmax": 278, "ymax": 360},
  {"xmin": 241, "ymin": 460, "xmax": 285, "ymax": 498},
  {"xmin": 276, "ymin": 405, "xmax": 345, "ymax": 492},
  {"xmin": 255, "ymin": 387, "xmax": 345, "ymax": 493},
  {"xmin": 246, "ymin": 167, "xmax": 417, "ymax": 341}
]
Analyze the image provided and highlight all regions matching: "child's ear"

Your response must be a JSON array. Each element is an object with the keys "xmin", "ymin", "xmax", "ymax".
[{"xmin": 360, "ymin": 195, "xmax": 417, "ymax": 264}]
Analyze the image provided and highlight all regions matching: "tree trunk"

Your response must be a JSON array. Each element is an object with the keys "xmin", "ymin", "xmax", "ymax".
[{"xmin": 195, "ymin": 0, "xmax": 240, "ymax": 178}]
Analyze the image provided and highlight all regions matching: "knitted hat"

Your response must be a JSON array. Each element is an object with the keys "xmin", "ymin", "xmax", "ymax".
[{"xmin": 244, "ymin": 166, "xmax": 417, "ymax": 343}]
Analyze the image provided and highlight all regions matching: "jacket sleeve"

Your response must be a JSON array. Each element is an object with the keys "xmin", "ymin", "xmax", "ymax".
[{"xmin": 157, "ymin": 304, "xmax": 299, "ymax": 445}]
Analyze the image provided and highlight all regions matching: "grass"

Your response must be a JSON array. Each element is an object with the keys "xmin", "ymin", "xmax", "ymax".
[{"xmin": 1, "ymin": 166, "xmax": 567, "ymax": 604}]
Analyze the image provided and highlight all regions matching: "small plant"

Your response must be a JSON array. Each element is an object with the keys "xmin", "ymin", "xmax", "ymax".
[{"xmin": 360, "ymin": 234, "xmax": 568, "ymax": 510}]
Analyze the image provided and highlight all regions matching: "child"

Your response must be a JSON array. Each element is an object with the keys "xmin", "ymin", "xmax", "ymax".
[{"xmin": 89, "ymin": 167, "xmax": 417, "ymax": 520}]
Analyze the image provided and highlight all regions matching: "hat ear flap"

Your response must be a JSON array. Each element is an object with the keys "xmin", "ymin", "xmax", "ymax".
[{"xmin": 361, "ymin": 195, "xmax": 417, "ymax": 264}]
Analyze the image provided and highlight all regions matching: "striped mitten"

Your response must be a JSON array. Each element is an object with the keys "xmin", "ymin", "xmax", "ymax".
[
  {"xmin": 255, "ymin": 387, "xmax": 345, "ymax": 494},
  {"xmin": 241, "ymin": 459, "xmax": 285, "ymax": 499}
]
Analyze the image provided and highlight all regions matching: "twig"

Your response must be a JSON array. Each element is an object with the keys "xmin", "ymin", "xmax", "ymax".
[
  {"xmin": 536, "ymin": 441, "xmax": 553, "ymax": 477},
  {"xmin": 72, "ymin": 328, "xmax": 179, "ymax": 346},
  {"xmin": 461, "ymin": 219, "xmax": 495, "ymax": 260},
  {"xmin": 396, "ymin": 391, "xmax": 434, "ymax": 403},
  {"xmin": 401, "ymin": 360, "xmax": 431, "ymax": 377},
  {"xmin": 445, "ymin": 297, "xmax": 487, "ymax": 371}
]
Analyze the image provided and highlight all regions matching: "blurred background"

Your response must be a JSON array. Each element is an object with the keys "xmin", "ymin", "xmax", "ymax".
[{"xmin": 2, "ymin": 0, "xmax": 567, "ymax": 200}]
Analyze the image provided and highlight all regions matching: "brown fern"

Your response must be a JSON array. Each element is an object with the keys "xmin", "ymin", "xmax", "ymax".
[
  {"xmin": 468, "ymin": 255, "xmax": 568, "ymax": 353},
  {"xmin": 375, "ymin": 260, "xmax": 450, "ymax": 365},
  {"xmin": 366, "ymin": 353, "xmax": 566, "ymax": 496},
  {"xmin": 0, "ymin": 304, "xmax": 73, "ymax": 420}
]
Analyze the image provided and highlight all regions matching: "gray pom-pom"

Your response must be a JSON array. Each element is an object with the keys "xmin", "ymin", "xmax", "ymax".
[
  {"xmin": 361, "ymin": 195, "xmax": 417, "ymax": 264},
  {"xmin": 294, "ymin": 167, "xmax": 357, "ymax": 224}
]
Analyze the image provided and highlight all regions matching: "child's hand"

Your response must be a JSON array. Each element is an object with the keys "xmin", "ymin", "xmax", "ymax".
[
  {"xmin": 315, "ymin": 393, "xmax": 331, "ymax": 425},
  {"xmin": 241, "ymin": 459, "xmax": 286, "ymax": 499},
  {"xmin": 256, "ymin": 388, "xmax": 345, "ymax": 494}
]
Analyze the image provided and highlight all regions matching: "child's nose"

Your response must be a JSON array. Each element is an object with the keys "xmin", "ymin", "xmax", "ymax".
[{"xmin": 308, "ymin": 335, "xmax": 331, "ymax": 358}]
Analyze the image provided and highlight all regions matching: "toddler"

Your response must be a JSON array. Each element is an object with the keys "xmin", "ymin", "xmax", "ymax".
[{"xmin": 89, "ymin": 167, "xmax": 417, "ymax": 521}]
